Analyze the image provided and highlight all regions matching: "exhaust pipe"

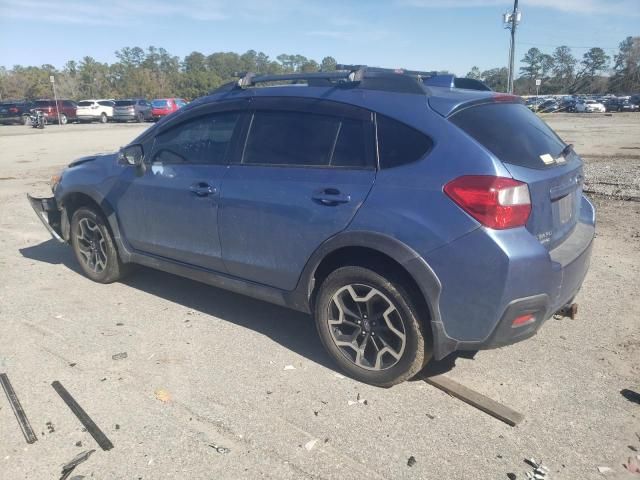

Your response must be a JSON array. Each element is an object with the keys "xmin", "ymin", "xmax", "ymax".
[{"xmin": 555, "ymin": 302, "xmax": 578, "ymax": 320}]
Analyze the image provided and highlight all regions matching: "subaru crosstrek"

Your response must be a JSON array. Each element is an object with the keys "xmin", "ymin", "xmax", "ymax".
[{"xmin": 28, "ymin": 66, "xmax": 595, "ymax": 387}]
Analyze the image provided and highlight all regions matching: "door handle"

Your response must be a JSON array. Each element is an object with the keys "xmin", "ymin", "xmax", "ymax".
[
  {"xmin": 189, "ymin": 182, "xmax": 216, "ymax": 197},
  {"xmin": 312, "ymin": 188, "xmax": 351, "ymax": 206}
]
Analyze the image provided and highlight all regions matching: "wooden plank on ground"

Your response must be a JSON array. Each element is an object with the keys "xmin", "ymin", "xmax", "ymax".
[{"xmin": 424, "ymin": 374, "xmax": 524, "ymax": 427}]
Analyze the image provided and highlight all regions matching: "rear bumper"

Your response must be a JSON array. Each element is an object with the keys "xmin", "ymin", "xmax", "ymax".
[
  {"xmin": 425, "ymin": 195, "xmax": 595, "ymax": 359},
  {"xmin": 77, "ymin": 114, "xmax": 106, "ymax": 121},
  {"xmin": 27, "ymin": 194, "xmax": 64, "ymax": 242},
  {"xmin": 0, "ymin": 115, "xmax": 24, "ymax": 124},
  {"xmin": 113, "ymin": 114, "xmax": 136, "ymax": 121}
]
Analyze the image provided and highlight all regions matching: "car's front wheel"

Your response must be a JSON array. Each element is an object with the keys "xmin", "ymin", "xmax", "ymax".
[
  {"xmin": 314, "ymin": 266, "xmax": 429, "ymax": 387},
  {"xmin": 59, "ymin": 113, "xmax": 68, "ymax": 125},
  {"xmin": 100, "ymin": 113, "xmax": 108, "ymax": 123},
  {"xmin": 70, "ymin": 207, "xmax": 129, "ymax": 283}
]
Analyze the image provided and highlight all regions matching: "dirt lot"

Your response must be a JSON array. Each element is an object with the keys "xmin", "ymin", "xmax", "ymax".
[{"xmin": 0, "ymin": 116, "xmax": 638, "ymax": 479}]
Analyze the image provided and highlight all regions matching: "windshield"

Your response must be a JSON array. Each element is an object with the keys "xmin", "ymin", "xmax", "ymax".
[
  {"xmin": 114, "ymin": 100, "xmax": 135, "ymax": 106},
  {"xmin": 152, "ymin": 100, "xmax": 169, "ymax": 108}
]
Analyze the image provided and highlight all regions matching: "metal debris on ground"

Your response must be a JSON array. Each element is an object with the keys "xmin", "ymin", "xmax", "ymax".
[
  {"xmin": 59, "ymin": 449, "xmax": 95, "ymax": 480},
  {"xmin": 283, "ymin": 365, "xmax": 296, "ymax": 370},
  {"xmin": 0, "ymin": 372, "xmax": 38, "ymax": 444},
  {"xmin": 51, "ymin": 381, "xmax": 114, "ymax": 451},
  {"xmin": 112, "ymin": 352, "xmax": 128, "ymax": 360},
  {"xmin": 524, "ymin": 458, "xmax": 549, "ymax": 479},
  {"xmin": 407, "ymin": 456, "xmax": 416, "ymax": 467},
  {"xmin": 209, "ymin": 443, "xmax": 230, "ymax": 454},
  {"xmin": 597, "ymin": 466, "xmax": 613, "ymax": 474}
]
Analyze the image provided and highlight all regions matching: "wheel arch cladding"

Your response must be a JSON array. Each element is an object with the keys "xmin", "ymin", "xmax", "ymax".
[
  {"xmin": 302, "ymin": 233, "xmax": 443, "ymax": 349},
  {"xmin": 60, "ymin": 192, "xmax": 120, "ymax": 250}
]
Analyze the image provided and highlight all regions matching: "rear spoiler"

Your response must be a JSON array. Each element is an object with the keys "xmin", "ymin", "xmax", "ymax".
[{"xmin": 424, "ymin": 75, "xmax": 492, "ymax": 92}]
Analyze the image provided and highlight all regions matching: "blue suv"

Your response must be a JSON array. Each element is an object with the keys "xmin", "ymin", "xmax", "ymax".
[{"xmin": 28, "ymin": 66, "xmax": 595, "ymax": 386}]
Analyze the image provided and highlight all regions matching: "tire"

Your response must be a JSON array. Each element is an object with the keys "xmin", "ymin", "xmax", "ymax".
[
  {"xmin": 59, "ymin": 113, "xmax": 68, "ymax": 125},
  {"xmin": 70, "ymin": 206, "xmax": 129, "ymax": 283},
  {"xmin": 314, "ymin": 266, "xmax": 429, "ymax": 387},
  {"xmin": 136, "ymin": 112, "xmax": 144, "ymax": 123},
  {"xmin": 22, "ymin": 115, "xmax": 31, "ymax": 126},
  {"xmin": 100, "ymin": 113, "xmax": 108, "ymax": 123}
]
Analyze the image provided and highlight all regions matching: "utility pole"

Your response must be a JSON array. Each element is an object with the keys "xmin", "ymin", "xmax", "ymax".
[
  {"xmin": 50, "ymin": 75, "xmax": 62, "ymax": 126},
  {"xmin": 503, "ymin": 0, "xmax": 521, "ymax": 93}
]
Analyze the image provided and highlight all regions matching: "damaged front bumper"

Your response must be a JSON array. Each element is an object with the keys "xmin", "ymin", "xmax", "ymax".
[{"xmin": 27, "ymin": 194, "xmax": 64, "ymax": 242}]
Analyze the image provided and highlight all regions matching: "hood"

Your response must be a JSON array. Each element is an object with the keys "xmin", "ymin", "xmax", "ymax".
[{"xmin": 68, "ymin": 152, "xmax": 116, "ymax": 168}]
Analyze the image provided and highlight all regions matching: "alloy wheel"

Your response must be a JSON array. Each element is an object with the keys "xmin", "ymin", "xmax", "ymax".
[
  {"xmin": 75, "ymin": 217, "xmax": 108, "ymax": 273},
  {"xmin": 327, "ymin": 284, "xmax": 406, "ymax": 371}
]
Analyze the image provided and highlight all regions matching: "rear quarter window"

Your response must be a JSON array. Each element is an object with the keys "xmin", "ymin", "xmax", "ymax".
[
  {"xmin": 376, "ymin": 115, "xmax": 433, "ymax": 168},
  {"xmin": 450, "ymin": 103, "xmax": 566, "ymax": 169}
]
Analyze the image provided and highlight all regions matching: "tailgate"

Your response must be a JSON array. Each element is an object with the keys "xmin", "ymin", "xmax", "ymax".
[{"xmin": 449, "ymin": 102, "xmax": 582, "ymax": 249}]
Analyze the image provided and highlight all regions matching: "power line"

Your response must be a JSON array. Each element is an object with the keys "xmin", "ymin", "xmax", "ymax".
[{"xmin": 516, "ymin": 42, "xmax": 619, "ymax": 51}]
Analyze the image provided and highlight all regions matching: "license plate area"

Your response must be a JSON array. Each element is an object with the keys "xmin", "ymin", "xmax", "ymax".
[{"xmin": 557, "ymin": 192, "xmax": 574, "ymax": 224}]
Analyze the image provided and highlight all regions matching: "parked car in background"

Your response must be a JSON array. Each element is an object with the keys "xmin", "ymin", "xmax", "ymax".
[
  {"xmin": 32, "ymin": 99, "xmax": 77, "ymax": 124},
  {"xmin": 537, "ymin": 99, "xmax": 560, "ymax": 113},
  {"xmin": 576, "ymin": 100, "xmax": 606, "ymax": 113},
  {"xmin": 608, "ymin": 97, "xmax": 639, "ymax": 112},
  {"xmin": 113, "ymin": 99, "xmax": 152, "ymax": 122},
  {"xmin": 76, "ymin": 99, "xmax": 115, "ymax": 123},
  {"xmin": 0, "ymin": 100, "xmax": 34, "ymax": 125},
  {"xmin": 560, "ymin": 99, "xmax": 577, "ymax": 112},
  {"xmin": 28, "ymin": 66, "xmax": 595, "ymax": 386},
  {"xmin": 151, "ymin": 98, "xmax": 187, "ymax": 120}
]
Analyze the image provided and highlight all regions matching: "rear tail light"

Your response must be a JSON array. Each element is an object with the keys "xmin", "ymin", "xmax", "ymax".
[
  {"xmin": 444, "ymin": 175, "xmax": 531, "ymax": 229},
  {"xmin": 9, "ymin": 107, "xmax": 18, "ymax": 113}
]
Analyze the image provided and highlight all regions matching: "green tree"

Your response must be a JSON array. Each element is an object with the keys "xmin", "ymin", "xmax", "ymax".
[
  {"xmin": 551, "ymin": 46, "xmax": 577, "ymax": 92},
  {"xmin": 320, "ymin": 56, "xmax": 337, "ymax": 71},
  {"xmin": 609, "ymin": 36, "xmax": 640, "ymax": 93},
  {"xmin": 465, "ymin": 66, "xmax": 482, "ymax": 80}
]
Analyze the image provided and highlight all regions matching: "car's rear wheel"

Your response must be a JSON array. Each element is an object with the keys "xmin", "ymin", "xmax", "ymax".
[
  {"xmin": 71, "ymin": 207, "xmax": 129, "ymax": 283},
  {"xmin": 136, "ymin": 112, "xmax": 144, "ymax": 123},
  {"xmin": 22, "ymin": 115, "xmax": 31, "ymax": 125},
  {"xmin": 59, "ymin": 113, "xmax": 68, "ymax": 125},
  {"xmin": 100, "ymin": 113, "xmax": 108, "ymax": 123},
  {"xmin": 314, "ymin": 266, "xmax": 429, "ymax": 387}
]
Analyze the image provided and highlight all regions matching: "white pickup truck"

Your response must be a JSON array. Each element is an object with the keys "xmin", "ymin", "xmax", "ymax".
[{"xmin": 76, "ymin": 99, "xmax": 115, "ymax": 123}]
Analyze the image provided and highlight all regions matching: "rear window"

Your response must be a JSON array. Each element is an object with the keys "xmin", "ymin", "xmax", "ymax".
[
  {"xmin": 78, "ymin": 101, "xmax": 93, "ymax": 106},
  {"xmin": 152, "ymin": 100, "xmax": 169, "ymax": 108},
  {"xmin": 450, "ymin": 103, "xmax": 566, "ymax": 169},
  {"xmin": 115, "ymin": 100, "xmax": 135, "ymax": 106}
]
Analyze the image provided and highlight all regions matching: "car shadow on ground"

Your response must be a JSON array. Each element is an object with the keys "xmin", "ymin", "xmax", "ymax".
[{"xmin": 20, "ymin": 239, "xmax": 463, "ymax": 379}]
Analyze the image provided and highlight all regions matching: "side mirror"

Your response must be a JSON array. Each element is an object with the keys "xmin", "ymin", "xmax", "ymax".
[{"xmin": 118, "ymin": 145, "xmax": 144, "ymax": 167}]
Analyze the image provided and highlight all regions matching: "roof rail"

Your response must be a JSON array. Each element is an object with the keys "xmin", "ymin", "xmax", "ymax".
[{"xmin": 210, "ymin": 64, "xmax": 486, "ymax": 95}]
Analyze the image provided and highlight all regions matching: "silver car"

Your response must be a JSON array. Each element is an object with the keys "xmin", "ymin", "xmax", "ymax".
[{"xmin": 112, "ymin": 99, "xmax": 152, "ymax": 122}]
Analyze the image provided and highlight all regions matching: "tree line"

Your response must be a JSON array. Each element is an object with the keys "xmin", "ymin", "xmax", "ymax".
[
  {"xmin": 0, "ymin": 47, "xmax": 338, "ymax": 101},
  {"xmin": 1, "ymin": 37, "xmax": 638, "ymax": 101},
  {"xmin": 467, "ymin": 36, "xmax": 639, "ymax": 95}
]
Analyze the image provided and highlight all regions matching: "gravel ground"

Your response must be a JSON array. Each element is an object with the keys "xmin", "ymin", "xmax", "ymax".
[{"xmin": 0, "ymin": 117, "xmax": 638, "ymax": 480}]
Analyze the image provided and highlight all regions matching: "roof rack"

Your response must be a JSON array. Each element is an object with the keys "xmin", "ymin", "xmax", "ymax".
[{"xmin": 210, "ymin": 64, "xmax": 490, "ymax": 95}]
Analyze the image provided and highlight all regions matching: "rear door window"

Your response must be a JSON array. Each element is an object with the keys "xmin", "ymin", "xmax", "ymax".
[
  {"xmin": 376, "ymin": 114, "xmax": 433, "ymax": 168},
  {"xmin": 450, "ymin": 103, "xmax": 566, "ymax": 169},
  {"xmin": 243, "ymin": 110, "xmax": 372, "ymax": 168},
  {"xmin": 153, "ymin": 112, "xmax": 240, "ymax": 165},
  {"xmin": 78, "ymin": 101, "xmax": 93, "ymax": 107}
]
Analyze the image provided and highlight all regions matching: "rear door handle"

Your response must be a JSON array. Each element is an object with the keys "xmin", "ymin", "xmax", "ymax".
[
  {"xmin": 189, "ymin": 182, "xmax": 216, "ymax": 197},
  {"xmin": 312, "ymin": 188, "xmax": 351, "ymax": 206}
]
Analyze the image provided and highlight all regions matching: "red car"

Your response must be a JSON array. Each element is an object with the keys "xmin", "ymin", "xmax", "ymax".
[
  {"xmin": 33, "ymin": 99, "xmax": 77, "ymax": 125},
  {"xmin": 151, "ymin": 98, "xmax": 186, "ymax": 120}
]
